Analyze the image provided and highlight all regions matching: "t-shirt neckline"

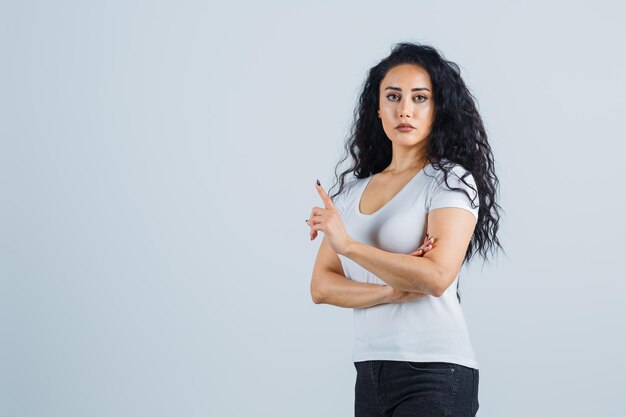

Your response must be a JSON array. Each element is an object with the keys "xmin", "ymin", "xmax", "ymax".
[{"xmin": 355, "ymin": 163, "xmax": 432, "ymax": 217}]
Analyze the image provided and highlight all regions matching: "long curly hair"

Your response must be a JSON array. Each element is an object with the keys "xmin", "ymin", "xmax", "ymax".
[{"xmin": 329, "ymin": 42, "xmax": 504, "ymax": 267}]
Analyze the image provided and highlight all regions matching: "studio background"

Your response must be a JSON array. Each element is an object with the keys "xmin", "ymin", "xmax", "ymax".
[{"xmin": 2, "ymin": 1, "xmax": 625, "ymax": 416}]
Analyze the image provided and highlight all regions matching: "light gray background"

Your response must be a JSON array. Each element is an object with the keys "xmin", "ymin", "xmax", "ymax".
[{"xmin": 2, "ymin": 1, "xmax": 625, "ymax": 416}]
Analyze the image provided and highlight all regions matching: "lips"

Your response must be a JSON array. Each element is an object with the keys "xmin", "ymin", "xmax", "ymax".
[{"xmin": 396, "ymin": 123, "xmax": 415, "ymax": 132}]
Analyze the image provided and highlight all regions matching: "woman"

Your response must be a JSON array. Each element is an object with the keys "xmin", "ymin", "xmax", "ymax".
[{"xmin": 306, "ymin": 42, "xmax": 503, "ymax": 417}]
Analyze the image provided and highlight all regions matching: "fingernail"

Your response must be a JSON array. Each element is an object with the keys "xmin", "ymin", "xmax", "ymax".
[{"xmin": 316, "ymin": 179, "xmax": 321, "ymax": 186}]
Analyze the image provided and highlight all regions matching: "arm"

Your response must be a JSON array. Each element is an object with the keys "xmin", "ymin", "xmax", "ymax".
[
  {"xmin": 341, "ymin": 243, "xmax": 440, "ymax": 296},
  {"xmin": 341, "ymin": 207, "xmax": 477, "ymax": 297},
  {"xmin": 312, "ymin": 271, "xmax": 396, "ymax": 308},
  {"xmin": 311, "ymin": 237, "xmax": 396, "ymax": 308}
]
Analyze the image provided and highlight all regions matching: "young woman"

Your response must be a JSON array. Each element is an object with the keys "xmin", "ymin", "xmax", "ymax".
[{"xmin": 306, "ymin": 42, "xmax": 503, "ymax": 417}]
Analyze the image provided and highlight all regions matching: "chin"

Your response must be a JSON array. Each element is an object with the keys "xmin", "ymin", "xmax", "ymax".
[{"xmin": 393, "ymin": 135, "xmax": 425, "ymax": 145}]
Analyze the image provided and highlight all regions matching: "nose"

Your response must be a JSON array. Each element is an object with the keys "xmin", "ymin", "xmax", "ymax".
[{"xmin": 398, "ymin": 97, "xmax": 413, "ymax": 118}]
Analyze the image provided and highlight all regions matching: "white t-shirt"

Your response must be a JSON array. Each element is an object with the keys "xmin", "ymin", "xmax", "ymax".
[{"xmin": 333, "ymin": 160, "xmax": 480, "ymax": 369}]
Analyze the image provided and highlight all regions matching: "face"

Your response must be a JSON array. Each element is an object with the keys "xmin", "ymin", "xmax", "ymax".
[{"xmin": 378, "ymin": 64, "xmax": 435, "ymax": 147}]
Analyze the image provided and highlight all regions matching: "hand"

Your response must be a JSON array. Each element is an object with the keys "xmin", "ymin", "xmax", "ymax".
[
  {"xmin": 305, "ymin": 180, "xmax": 354, "ymax": 255},
  {"xmin": 382, "ymin": 284, "xmax": 429, "ymax": 303},
  {"xmin": 407, "ymin": 234, "xmax": 435, "ymax": 257}
]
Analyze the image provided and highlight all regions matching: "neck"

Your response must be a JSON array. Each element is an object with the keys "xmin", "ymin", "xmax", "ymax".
[{"xmin": 385, "ymin": 144, "xmax": 429, "ymax": 173}]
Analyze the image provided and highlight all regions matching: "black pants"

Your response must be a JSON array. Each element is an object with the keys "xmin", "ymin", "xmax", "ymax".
[{"xmin": 354, "ymin": 360, "xmax": 479, "ymax": 417}]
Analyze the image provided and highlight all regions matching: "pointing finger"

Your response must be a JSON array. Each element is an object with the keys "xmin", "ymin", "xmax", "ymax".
[{"xmin": 314, "ymin": 179, "xmax": 335, "ymax": 210}]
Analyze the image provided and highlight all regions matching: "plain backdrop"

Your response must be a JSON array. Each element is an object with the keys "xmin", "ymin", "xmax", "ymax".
[{"xmin": 2, "ymin": 1, "xmax": 625, "ymax": 416}]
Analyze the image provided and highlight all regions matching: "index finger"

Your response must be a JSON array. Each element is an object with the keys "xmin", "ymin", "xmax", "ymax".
[{"xmin": 315, "ymin": 179, "xmax": 335, "ymax": 210}]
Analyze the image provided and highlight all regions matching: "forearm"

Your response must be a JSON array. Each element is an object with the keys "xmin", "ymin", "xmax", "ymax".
[
  {"xmin": 313, "ymin": 271, "xmax": 394, "ymax": 308},
  {"xmin": 342, "ymin": 240, "xmax": 442, "ymax": 295}
]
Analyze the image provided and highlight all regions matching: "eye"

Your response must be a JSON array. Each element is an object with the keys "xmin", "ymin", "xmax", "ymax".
[
  {"xmin": 386, "ymin": 93, "xmax": 399, "ymax": 101},
  {"xmin": 414, "ymin": 95, "xmax": 427, "ymax": 102}
]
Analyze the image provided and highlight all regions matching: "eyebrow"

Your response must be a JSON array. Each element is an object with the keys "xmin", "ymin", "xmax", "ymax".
[{"xmin": 384, "ymin": 86, "xmax": 431, "ymax": 92}]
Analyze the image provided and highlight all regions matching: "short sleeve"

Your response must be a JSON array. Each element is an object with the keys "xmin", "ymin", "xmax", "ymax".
[{"xmin": 428, "ymin": 165, "xmax": 480, "ymax": 220}]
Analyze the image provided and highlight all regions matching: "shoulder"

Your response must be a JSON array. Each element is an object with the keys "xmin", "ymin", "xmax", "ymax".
[
  {"xmin": 426, "ymin": 160, "xmax": 480, "ymax": 217},
  {"xmin": 427, "ymin": 160, "xmax": 479, "ymax": 201},
  {"xmin": 427, "ymin": 159, "xmax": 475, "ymax": 184}
]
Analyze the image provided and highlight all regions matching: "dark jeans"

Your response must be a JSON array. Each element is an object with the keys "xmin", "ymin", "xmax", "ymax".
[{"xmin": 354, "ymin": 360, "xmax": 479, "ymax": 417}]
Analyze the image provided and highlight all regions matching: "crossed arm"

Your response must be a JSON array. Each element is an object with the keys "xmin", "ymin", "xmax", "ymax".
[{"xmin": 310, "ymin": 207, "xmax": 477, "ymax": 307}]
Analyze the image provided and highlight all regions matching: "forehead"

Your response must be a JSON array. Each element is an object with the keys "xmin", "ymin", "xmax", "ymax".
[{"xmin": 380, "ymin": 64, "xmax": 432, "ymax": 89}]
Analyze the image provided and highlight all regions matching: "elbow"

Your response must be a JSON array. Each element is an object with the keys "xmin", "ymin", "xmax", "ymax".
[
  {"xmin": 411, "ymin": 259, "xmax": 447, "ymax": 297},
  {"xmin": 431, "ymin": 285, "xmax": 445, "ymax": 298},
  {"xmin": 431, "ymin": 271, "xmax": 456, "ymax": 298},
  {"xmin": 430, "ymin": 268, "xmax": 450, "ymax": 298},
  {"xmin": 310, "ymin": 280, "xmax": 325, "ymax": 304},
  {"xmin": 311, "ymin": 290, "xmax": 323, "ymax": 304}
]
